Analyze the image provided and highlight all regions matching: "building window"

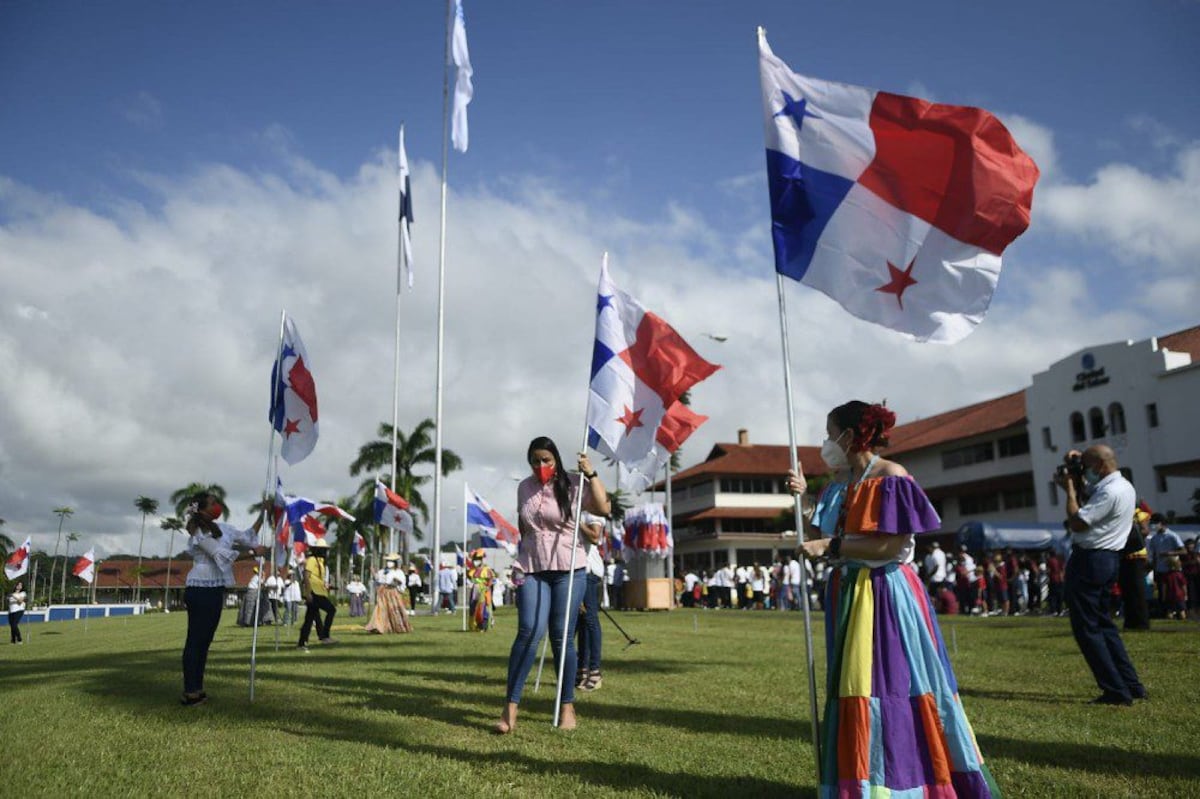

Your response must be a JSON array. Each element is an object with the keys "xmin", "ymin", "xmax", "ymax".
[
  {"xmin": 997, "ymin": 433, "xmax": 1030, "ymax": 458},
  {"xmin": 941, "ymin": 441, "xmax": 995, "ymax": 470},
  {"xmin": 1041, "ymin": 426, "xmax": 1054, "ymax": 451},
  {"xmin": 1146, "ymin": 403, "xmax": 1159, "ymax": 428},
  {"xmin": 1002, "ymin": 487, "xmax": 1036, "ymax": 510},
  {"xmin": 1119, "ymin": 467, "xmax": 1134, "ymax": 485},
  {"xmin": 959, "ymin": 492, "xmax": 1001, "ymax": 516},
  {"xmin": 1048, "ymin": 481, "xmax": 1059, "ymax": 507},
  {"xmin": 720, "ymin": 477, "xmax": 779, "ymax": 494},
  {"xmin": 1157, "ymin": 472, "xmax": 1168, "ymax": 493},
  {"xmin": 1088, "ymin": 407, "xmax": 1106, "ymax": 439},
  {"xmin": 1070, "ymin": 412, "xmax": 1086, "ymax": 442},
  {"xmin": 1108, "ymin": 403, "xmax": 1126, "ymax": 435}
]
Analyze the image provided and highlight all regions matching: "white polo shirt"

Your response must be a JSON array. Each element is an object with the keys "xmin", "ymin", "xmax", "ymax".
[{"xmin": 1074, "ymin": 472, "xmax": 1136, "ymax": 551}]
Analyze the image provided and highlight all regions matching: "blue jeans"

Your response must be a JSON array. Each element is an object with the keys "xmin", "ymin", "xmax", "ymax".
[
  {"xmin": 577, "ymin": 574, "xmax": 603, "ymax": 671},
  {"xmin": 182, "ymin": 586, "xmax": 225, "ymax": 694},
  {"xmin": 506, "ymin": 569, "xmax": 585, "ymax": 704},
  {"xmin": 1066, "ymin": 549, "xmax": 1144, "ymax": 700}
]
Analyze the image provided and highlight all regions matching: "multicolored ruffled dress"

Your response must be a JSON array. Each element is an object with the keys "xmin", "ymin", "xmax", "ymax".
[
  {"xmin": 467, "ymin": 563, "xmax": 496, "ymax": 631},
  {"xmin": 811, "ymin": 459, "xmax": 1000, "ymax": 798}
]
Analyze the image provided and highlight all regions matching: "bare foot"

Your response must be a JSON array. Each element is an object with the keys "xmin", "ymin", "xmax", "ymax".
[
  {"xmin": 494, "ymin": 702, "xmax": 518, "ymax": 734},
  {"xmin": 558, "ymin": 702, "xmax": 577, "ymax": 730}
]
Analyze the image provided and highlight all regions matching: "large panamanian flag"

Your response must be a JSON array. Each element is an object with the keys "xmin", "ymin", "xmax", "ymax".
[
  {"xmin": 5, "ymin": 535, "xmax": 31, "ymax": 580},
  {"xmin": 758, "ymin": 29, "xmax": 1039, "ymax": 344},
  {"xmin": 269, "ymin": 315, "xmax": 319, "ymax": 464},
  {"xmin": 587, "ymin": 256, "xmax": 720, "ymax": 489},
  {"xmin": 464, "ymin": 483, "xmax": 520, "ymax": 550}
]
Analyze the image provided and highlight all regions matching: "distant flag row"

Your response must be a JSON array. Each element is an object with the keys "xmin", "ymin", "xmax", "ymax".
[{"xmin": 4, "ymin": 537, "xmax": 95, "ymax": 584}]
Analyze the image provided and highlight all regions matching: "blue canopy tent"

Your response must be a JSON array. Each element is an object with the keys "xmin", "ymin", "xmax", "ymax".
[{"xmin": 957, "ymin": 521, "xmax": 1072, "ymax": 556}]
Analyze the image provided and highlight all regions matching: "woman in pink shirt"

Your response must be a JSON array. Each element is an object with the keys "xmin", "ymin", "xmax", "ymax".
[{"xmin": 496, "ymin": 436, "xmax": 609, "ymax": 733}]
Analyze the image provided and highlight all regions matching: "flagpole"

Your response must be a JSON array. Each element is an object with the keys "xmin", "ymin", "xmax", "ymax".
[
  {"xmin": 552, "ymin": 251, "xmax": 608, "ymax": 727},
  {"xmin": 774, "ymin": 273, "xmax": 823, "ymax": 778},
  {"xmin": 430, "ymin": 0, "xmax": 454, "ymax": 617},
  {"xmin": 666, "ymin": 462, "xmax": 675, "ymax": 608},
  {"xmin": 251, "ymin": 308, "xmax": 287, "ymax": 702},
  {"xmin": 552, "ymin": 421, "xmax": 590, "ymax": 728},
  {"xmin": 461, "ymin": 500, "xmax": 468, "ymax": 632},
  {"xmin": 391, "ymin": 126, "xmax": 406, "ymax": 564}
]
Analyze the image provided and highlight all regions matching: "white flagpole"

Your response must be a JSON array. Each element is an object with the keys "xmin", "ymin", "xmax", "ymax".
[
  {"xmin": 774, "ymin": 273, "xmax": 823, "ymax": 777},
  {"xmin": 251, "ymin": 308, "xmax": 287, "ymax": 702},
  {"xmin": 552, "ymin": 251, "xmax": 608, "ymax": 727},
  {"xmin": 666, "ymin": 462, "xmax": 675, "ymax": 608},
  {"xmin": 391, "ymin": 126, "xmax": 406, "ymax": 563},
  {"xmin": 461, "ymin": 500, "xmax": 468, "ymax": 631},
  {"xmin": 430, "ymin": 0, "xmax": 454, "ymax": 616}
]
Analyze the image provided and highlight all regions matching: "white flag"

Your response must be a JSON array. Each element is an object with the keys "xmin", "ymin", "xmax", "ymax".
[
  {"xmin": 450, "ymin": 0, "xmax": 473, "ymax": 152},
  {"xmin": 73, "ymin": 548, "xmax": 96, "ymax": 584},
  {"xmin": 398, "ymin": 125, "xmax": 415, "ymax": 289}
]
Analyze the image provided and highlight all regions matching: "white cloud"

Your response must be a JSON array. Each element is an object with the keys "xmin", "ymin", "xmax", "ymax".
[
  {"xmin": 1038, "ymin": 143, "xmax": 1200, "ymax": 268},
  {"xmin": 0, "ymin": 134, "xmax": 1191, "ymax": 559}
]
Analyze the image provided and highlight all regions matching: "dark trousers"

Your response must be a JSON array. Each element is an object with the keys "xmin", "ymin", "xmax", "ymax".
[
  {"xmin": 1048, "ymin": 582, "xmax": 1064, "ymax": 614},
  {"xmin": 1118, "ymin": 557, "xmax": 1150, "ymax": 631},
  {"xmin": 182, "ymin": 586, "xmax": 225, "ymax": 694},
  {"xmin": 299, "ymin": 594, "xmax": 336, "ymax": 645},
  {"xmin": 576, "ymin": 574, "xmax": 603, "ymax": 672},
  {"xmin": 9, "ymin": 610, "xmax": 23, "ymax": 643},
  {"xmin": 1066, "ymin": 549, "xmax": 1144, "ymax": 700},
  {"xmin": 609, "ymin": 583, "xmax": 624, "ymax": 611}
]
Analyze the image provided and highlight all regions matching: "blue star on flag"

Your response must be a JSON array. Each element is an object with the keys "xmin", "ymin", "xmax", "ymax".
[{"xmin": 775, "ymin": 91, "xmax": 820, "ymax": 132}]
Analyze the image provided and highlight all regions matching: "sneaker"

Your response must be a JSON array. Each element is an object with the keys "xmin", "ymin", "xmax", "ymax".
[{"xmin": 318, "ymin": 637, "xmax": 337, "ymax": 645}]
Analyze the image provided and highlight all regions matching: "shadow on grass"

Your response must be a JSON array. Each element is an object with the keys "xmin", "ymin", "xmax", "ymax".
[{"xmin": 977, "ymin": 733, "xmax": 1200, "ymax": 780}]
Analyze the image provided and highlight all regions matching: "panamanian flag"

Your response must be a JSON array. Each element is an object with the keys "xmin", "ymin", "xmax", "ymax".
[
  {"xmin": 464, "ymin": 483, "xmax": 520, "ymax": 550},
  {"xmin": 73, "ymin": 548, "xmax": 96, "ymax": 584},
  {"xmin": 5, "ymin": 535, "xmax": 31, "ymax": 580},
  {"xmin": 351, "ymin": 531, "xmax": 366, "ymax": 557},
  {"xmin": 587, "ymin": 255, "xmax": 719, "ymax": 490},
  {"xmin": 269, "ymin": 315, "xmax": 319, "ymax": 464},
  {"xmin": 758, "ymin": 30, "xmax": 1039, "ymax": 344},
  {"xmin": 374, "ymin": 480, "xmax": 413, "ymax": 533}
]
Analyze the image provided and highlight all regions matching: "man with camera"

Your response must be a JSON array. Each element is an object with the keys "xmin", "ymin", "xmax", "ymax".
[{"xmin": 1056, "ymin": 445, "xmax": 1147, "ymax": 705}]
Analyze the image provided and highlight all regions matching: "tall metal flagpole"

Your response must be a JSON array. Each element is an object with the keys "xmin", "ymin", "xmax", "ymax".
[
  {"xmin": 666, "ymin": 463, "xmax": 675, "ymax": 607},
  {"xmin": 774, "ymin": 273, "xmax": 823, "ymax": 777},
  {"xmin": 461, "ymin": 500, "xmax": 468, "ymax": 632},
  {"xmin": 552, "ymin": 422, "xmax": 590, "ymax": 728},
  {"xmin": 251, "ymin": 309, "xmax": 287, "ymax": 702},
  {"xmin": 391, "ymin": 124, "xmax": 407, "ymax": 562},
  {"xmin": 430, "ymin": 0, "xmax": 454, "ymax": 615}
]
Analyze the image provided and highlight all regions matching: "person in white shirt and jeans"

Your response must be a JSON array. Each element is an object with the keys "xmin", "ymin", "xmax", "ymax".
[{"xmin": 180, "ymin": 491, "xmax": 264, "ymax": 706}]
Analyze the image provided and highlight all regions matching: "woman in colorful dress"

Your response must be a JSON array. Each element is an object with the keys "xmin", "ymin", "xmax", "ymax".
[
  {"xmin": 789, "ymin": 400, "xmax": 1000, "ymax": 798},
  {"xmin": 466, "ymin": 548, "xmax": 497, "ymax": 632},
  {"xmin": 365, "ymin": 554, "xmax": 412, "ymax": 634}
]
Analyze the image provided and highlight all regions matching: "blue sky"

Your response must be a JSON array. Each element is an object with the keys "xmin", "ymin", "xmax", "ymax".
[{"xmin": 1, "ymin": 1, "xmax": 1197, "ymax": 555}]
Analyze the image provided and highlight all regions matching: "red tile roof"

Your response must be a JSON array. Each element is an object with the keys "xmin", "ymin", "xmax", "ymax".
[
  {"xmin": 93, "ymin": 557, "xmax": 263, "ymax": 589},
  {"xmin": 668, "ymin": 443, "xmax": 825, "ymax": 485},
  {"xmin": 1159, "ymin": 324, "xmax": 1200, "ymax": 360},
  {"xmin": 886, "ymin": 389, "xmax": 1027, "ymax": 455}
]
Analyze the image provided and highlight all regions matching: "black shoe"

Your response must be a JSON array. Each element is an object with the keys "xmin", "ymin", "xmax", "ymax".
[
  {"xmin": 1089, "ymin": 693, "xmax": 1132, "ymax": 706},
  {"xmin": 180, "ymin": 692, "xmax": 208, "ymax": 707},
  {"xmin": 1131, "ymin": 687, "xmax": 1149, "ymax": 701}
]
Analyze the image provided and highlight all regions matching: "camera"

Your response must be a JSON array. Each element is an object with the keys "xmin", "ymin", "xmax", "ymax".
[{"xmin": 1056, "ymin": 453, "xmax": 1084, "ymax": 481}]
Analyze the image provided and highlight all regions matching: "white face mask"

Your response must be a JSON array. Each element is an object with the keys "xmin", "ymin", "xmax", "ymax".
[{"xmin": 820, "ymin": 435, "xmax": 849, "ymax": 470}]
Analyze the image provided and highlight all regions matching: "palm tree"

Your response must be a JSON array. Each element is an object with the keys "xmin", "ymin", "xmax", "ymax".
[
  {"xmin": 134, "ymin": 496, "xmax": 159, "ymax": 603},
  {"xmin": 161, "ymin": 516, "xmax": 184, "ymax": 611},
  {"xmin": 169, "ymin": 483, "xmax": 228, "ymax": 520},
  {"xmin": 47, "ymin": 506, "xmax": 73, "ymax": 606},
  {"xmin": 349, "ymin": 418, "xmax": 462, "ymax": 561},
  {"xmin": 61, "ymin": 532, "xmax": 79, "ymax": 603}
]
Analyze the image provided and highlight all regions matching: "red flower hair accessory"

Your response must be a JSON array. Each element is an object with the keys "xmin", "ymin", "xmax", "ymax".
[{"xmin": 853, "ymin": 403, "xmax": 896, "ymax": 452}]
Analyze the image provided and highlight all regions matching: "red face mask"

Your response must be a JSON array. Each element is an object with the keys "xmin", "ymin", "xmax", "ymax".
[
  {"xmin": 535, "ymin": 464, "xmax": 556, "ymax": 484},
  {"xmin": 207, "ymin": 502, "xmax": 223, "ymax": 520}
]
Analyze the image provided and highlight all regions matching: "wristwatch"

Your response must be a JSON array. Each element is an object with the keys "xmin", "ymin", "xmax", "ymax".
[{"xmin": 583, "ymin": 471, "xmax": 598, "ymax": 480}]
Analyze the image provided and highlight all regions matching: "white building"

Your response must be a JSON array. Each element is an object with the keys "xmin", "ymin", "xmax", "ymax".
[{"xmin": 667, "ymin": 326, "xmax": 1200, "ymax": 569}]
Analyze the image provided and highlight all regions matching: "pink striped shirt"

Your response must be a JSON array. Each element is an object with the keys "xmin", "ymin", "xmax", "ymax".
[{"xmin": 515, "ymin": 473, "xmax": 588, "ymax": 573}]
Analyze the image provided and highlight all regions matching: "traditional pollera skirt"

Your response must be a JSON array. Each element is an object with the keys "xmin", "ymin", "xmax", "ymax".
[
  {"xmin": 821, "ymin": 561, "xmax": 1000, "ymax": 798},
  {"xmin": 365, "ymin": 585, "xmax": 412, "ymax": 634}
]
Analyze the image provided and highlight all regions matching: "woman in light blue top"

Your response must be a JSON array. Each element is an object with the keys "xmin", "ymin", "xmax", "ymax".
[{"xmin": 181, "ymin": 491, "xmax": 264, "ymax": 706}]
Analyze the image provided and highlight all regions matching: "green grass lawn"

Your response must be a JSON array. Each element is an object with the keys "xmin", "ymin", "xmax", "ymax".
[{"xmin": 1, "ymin": 606, "xmax": 1196, "ymax": 797}]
